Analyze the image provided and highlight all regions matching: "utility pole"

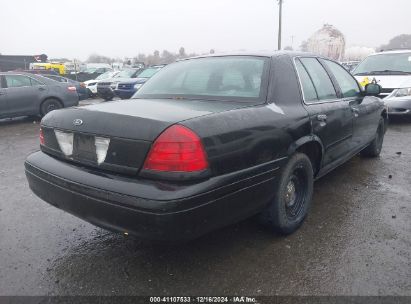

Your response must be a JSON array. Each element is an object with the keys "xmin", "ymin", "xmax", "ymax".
[{"xmin": 277, "ymin": 0, "xmax": 283, "ymax": 50}]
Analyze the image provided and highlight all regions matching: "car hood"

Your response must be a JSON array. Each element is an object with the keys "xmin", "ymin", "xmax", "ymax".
[
  {"xmin": 354, "ymin": 75, "xmax": 411, "ymax": 89},
  {"xmin": 118, "ymin": 77, "xmax": 149, "ymax": 85},
  {"xmin": 100, "ymin": 77, "xmax": 135, "ymax": 83},
  {"xmin": 41, "ymin": 98, "xmax": 254, "ymax": 142},
  {"xmin": 84, "ymin": 79, "xmax": 101, "ymax": 85}
]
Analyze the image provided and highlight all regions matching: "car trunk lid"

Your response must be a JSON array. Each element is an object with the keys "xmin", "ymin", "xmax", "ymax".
[{"xmin": 40, "ymin": 98, "xmax": 253, "ymax": 175}]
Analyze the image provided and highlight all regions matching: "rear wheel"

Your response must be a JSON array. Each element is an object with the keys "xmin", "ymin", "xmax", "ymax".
[
  {"xmin": 40, "ymin": 98, "xmax": 62, "ymax": 117},
  {"xmin": 259, "ymin": 153, "xmax": 314, "ymax": 235},
  {"xmin": 360, "ymin": 117, "xmax": 385, "ymax": 157}
]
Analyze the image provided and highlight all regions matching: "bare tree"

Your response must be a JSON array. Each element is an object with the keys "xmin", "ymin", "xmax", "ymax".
[
  {"xmin": 86, "ymin": 53, "xmax": 112, "ymax": 64},
  {"xmin": 380, "ymin": 34, "xmax": 411, "ymax": 51},
  {"xmin": 178, "ymin": 47, "xmax": 187, "ymax": 58},
  {"xmin": 300, "ymin": 40, "xmax": 308, "ymax": 52}
]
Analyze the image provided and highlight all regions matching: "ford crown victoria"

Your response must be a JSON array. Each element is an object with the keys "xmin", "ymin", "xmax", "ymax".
[{"xmin": 25, "ymin": 52, "xmax": 386, "ymax": 241}]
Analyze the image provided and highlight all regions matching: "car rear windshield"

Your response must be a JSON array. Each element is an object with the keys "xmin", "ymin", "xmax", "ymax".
[
  {"xmin": 354, "ymin": 53, "xmax": 411, "ymax": 75},
  {"xmin": 134, "ymin": 56, "xmax": 269, "ymax": 102},
  {"xmin": 116, "ymin": 69, "xmax": 137, "ymax": 78}
]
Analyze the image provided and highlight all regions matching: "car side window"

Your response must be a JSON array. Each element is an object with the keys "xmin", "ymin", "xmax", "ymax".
[
  {"xmin": 295, "ymin": 59, "xmax": 318, "ymax": 102},
  {"xmin": 324, "ymin": 60, "xmax": 360, "ymax": 98},
  {"xmin": 300, "ymin": 58, "xmax": 337, "ymax": 101},
  {"xmin": 30, "ymin": 78, "xmax": 44, "ymax": 86},
  {"xmin": 4, "ymin": 75, "xmax": 33, "ymax": 88}
]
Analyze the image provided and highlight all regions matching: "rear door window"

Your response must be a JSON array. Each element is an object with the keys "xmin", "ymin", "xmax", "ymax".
[
  {"xmin": 300, "ymin": 58, "xmax": 337, "ymax": 101},
  {"xmin": 295, "ymin": 59, "xmax": 318, "ymax": 102},
  {"xmin": 5, "ymin": 75, "xmax": 32, "ymax": 88},
  {"xmin": 324, "ymin": 60, "xmax": 361, "ymax": 98},
  {"xmin": 30, "ymin": 78, "xmax": 44, "ymax": 86}
]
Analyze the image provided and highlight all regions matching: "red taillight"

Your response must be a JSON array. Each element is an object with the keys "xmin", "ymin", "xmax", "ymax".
[
  {"xmin": 67, "ymin": 86, "xmax": 77, "ymax": 92},
  {"xmin": 143, "ymin": 125, "xmax": 208, "ymax": 172},
  {"xmin": 39, "ymin": 128, "xmax": 45, "ymax": 145}
]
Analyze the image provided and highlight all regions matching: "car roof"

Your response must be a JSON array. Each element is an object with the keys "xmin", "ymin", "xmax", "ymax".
[
  {"xmin": 0, "ymin": 71, "xmax": 60, "ymax": 84},
  {"xmin": 0, "ymin": 71, "xmax": 42, "ymax": 76},
  {"xmin": 179, "ymin": 50, "xmax": 325, "ymax": 61},
  {"xmin": 370, "ymin": 49, "xmax": 411, "ymax": 56}
]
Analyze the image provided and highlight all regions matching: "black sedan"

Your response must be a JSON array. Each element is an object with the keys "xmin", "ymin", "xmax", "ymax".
[
  {"xmin": 25, "ymin": 52, "xmax": 386, "ymax": 241},
  {"xmin": 0, "ymin": 72, "xmax": 79, "ymax": 119}
]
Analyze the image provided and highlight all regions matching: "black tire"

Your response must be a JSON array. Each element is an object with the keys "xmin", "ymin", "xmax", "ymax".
[
  {"xmin": 103, "ymin": 95, "xmax": 113, "ymax": 101},
  {"xmin": 360, "ymin": 117, "xmax": 385, "ymax": 158},
  {"xmin": 87, "ymin": 89, "xmax": 95, "ymax": 98},
  {"xmin": 259, "ymin": 153, "xmax": 314, "ymax": 235},
  {"xmin": 40, "ymin": 98, "xmax": 62, "ymax": 117}
]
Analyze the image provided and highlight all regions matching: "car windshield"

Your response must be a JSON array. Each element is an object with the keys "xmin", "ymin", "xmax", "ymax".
[
  {"xmin": 84, "ymin": 68, "xmax": 98, "ymax": 73},
  {"xmin": 137, "ymin": 67, "xmax": 162, "ymax": 78},
  {"xmin": 134, "ymin": 56, "xmax": 268, "ymax": 101},
  {"xmin": 115, "ymin": 69, "xmax": 136, "ymax": 78},
  {"xmin": 96, "ymin": 71, "xmax": 113, "ymax": 80},
  {"xmin": 353, "ymin": 53, "xmax": 411, "ymax": 75}
]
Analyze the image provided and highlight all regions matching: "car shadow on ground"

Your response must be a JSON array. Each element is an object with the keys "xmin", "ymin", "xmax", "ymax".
[
  {"xmin": 0, "ymin": 116, "xmax": 40, "ymax": 127},
  {"xmin": 46, "ymin": 152, "xmax": 381, "ymax": 295}
]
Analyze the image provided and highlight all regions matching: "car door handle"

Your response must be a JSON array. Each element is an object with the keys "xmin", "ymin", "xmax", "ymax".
[
  {"xmin": 38, "ymin": 87, "xmax": 46, "ymax": 91},
  {"xmin": 0, "ymin": 92, "xmax": 4, "ymax": 95},
  {"xmin": 351, "ymin": 107, "xmax": 360, "ymax": 117},
  {"xmin": 317, "ymin": 114, "xmax": 327, "ymax": 122}
]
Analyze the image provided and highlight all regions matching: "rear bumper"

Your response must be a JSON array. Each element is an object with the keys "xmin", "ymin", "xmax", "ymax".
[
  {"xmin": 25, "ymin": 151, "xmax": 280, "ymax": 241},
  {"xmin": 97, "ymin": 87, "xmax": 114, "ymax": 98},
  {"xmin": 387, "ymin": 109, "xmax": 411, "ymax": 116},
  {"xmin": 63, "ymin": 94, "xmax": 79, "ymax": 107},
  {"xmin": 385, "ymin": 99, "xmax": 411, "ymax": 116},
  {"xmin": 77, "ymin": 88, "xmax": 88, "ymax": 100}
]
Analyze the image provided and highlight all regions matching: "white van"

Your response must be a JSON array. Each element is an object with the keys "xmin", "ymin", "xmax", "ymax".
[{"xmin": 353, "ymin": 50, "xmax": 411, "ymax": 116}]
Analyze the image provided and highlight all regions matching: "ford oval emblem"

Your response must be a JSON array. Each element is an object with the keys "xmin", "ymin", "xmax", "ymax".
[{"xmin": 73, "ymin": 119, "xmax": 83, "ymax": 126}]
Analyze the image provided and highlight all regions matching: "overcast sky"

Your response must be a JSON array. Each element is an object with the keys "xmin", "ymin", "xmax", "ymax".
[{"xmin": 0, "ymin": 0, "xmax": 410, "ymax": 60}]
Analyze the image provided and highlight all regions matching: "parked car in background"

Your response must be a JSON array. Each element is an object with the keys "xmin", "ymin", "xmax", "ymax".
[
  {"xmin": 97, "ymin": 68, "xmax": 143, "ymax": 101},
  {"xmin": 42, "ymin": 74, "xmax": 88, "ymax": 101},
  {"xmin": 341, "ymin": 61, "xmax": 360, "ymax": 73},
  {"xmin": 25, "ymin": 52, "xmax": 386, "ymax": 241},
  {"xmin": 84, "ymin": 71, "xmax": 120, "ymax": 97},
  {"xmin": 353, "ymin": 49, "xmax": 411, "ymax": 116},
  {"xmin": 0, "ymin": 72, "xmax": 78, "ymax": 119},
  {"xmin": 21, "ymin": 69, "xmax": 59, "ymax": 76},
  {"xmin": 114, "ymin": 65, "xmax": 165, "ymax": 99},
  {"xmin": 70, "ymin": 65, "xmax": 114, "ymax": 82}
]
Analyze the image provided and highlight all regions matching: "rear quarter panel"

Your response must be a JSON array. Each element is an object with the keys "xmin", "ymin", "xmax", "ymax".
[{"xmin": 48, "ymin": 84, "xmax": 79, "ymax": 107}]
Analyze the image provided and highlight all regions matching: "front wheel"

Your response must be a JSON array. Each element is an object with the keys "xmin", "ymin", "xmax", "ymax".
[
  {"xmin": 259, "ymin": 153, "xmax": 314, "ymax": 235},
  {"xmin": 360, "ymin": 117, "xmax": 385, "ymax": 157}
]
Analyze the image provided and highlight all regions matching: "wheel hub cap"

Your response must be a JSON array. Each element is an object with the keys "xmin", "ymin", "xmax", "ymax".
[{"xmin": 285, "ymin": 180, "xmax": 297, "ymax": 207}]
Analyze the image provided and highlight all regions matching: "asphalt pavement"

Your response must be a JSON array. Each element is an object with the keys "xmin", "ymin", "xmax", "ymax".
[{"xmin": 0, "ymin": 102, "xmax": 410, "ymax": 296}]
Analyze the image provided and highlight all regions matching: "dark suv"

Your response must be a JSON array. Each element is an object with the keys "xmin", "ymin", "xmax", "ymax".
[{"xmin": 97, "ymin": 68, "xmax": 143, "ymax": 101}]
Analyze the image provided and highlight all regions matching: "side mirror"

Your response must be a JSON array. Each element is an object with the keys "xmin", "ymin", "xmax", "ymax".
[{"xmin": 365, "ymin": 83, "xmax": 381, "ymax": 96}]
